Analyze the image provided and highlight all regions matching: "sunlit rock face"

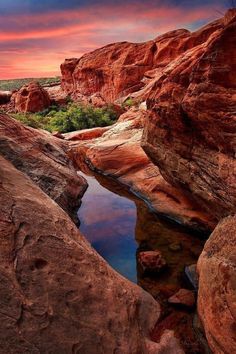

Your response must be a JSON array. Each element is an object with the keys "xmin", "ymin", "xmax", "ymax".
[
  {"xmin": 0, "ymin": 155, "xmax": 162, "ymax": 354},
  {"xmin": 15, "ymin": 81, "xmax": 51, "ymax": 113},
  {"xmin": 142, "ymin": 9, "xmax": 236, "ymax": 222},
  {"xmin": 68, "ymin": 108, "xmax": 215, "ymax": 231},
  {"xmin": 0, "ymin": 113, "xmax": 87, "ymax": 216},
  {"xmin": 197, "ymin": 214, "xmax": 236, "ymax": 354},
  {"xmin": 60, "ymin": 17, "xmax": 221, "ymax": 104}
]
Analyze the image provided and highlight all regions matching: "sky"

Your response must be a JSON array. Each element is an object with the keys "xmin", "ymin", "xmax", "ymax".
[{"xmin": 0, "ymin": 0, "xmax": 228, "ymax": 79}]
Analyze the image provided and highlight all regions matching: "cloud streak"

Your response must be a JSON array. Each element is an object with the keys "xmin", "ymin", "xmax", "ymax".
[{"xmin": 0, "ymin": 0, "xmax": 226, "ymax": 79}]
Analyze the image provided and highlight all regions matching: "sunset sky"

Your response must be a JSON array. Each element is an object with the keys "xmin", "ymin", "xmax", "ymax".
[{"xmin": 0, "ymin": 0, "xmax": 227, "ymax": 79}]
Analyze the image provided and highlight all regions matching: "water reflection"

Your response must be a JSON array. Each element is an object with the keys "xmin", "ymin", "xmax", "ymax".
[
  {"xmin": 78, "ymin": 172, "xmax": 138, "ymax": 282},
  {"xmin": 77, "ymin": 170, "xmax": 205, "ymax": 298}
]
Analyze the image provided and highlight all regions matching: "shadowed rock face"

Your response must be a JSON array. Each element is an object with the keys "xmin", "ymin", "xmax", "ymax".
[
  {"xmin": 197, "ymin": 215, "xmax": 236, "ymax": 354},
  {"xmin": 15, "ymin": 82, "xmax": 51, "ymax": 113},
  {"xmin": 0, "ymin": 113, "xmax": 87, "ymax": 216},
  {"xmin": 0, "ymin": 155, "xmax": 162, "ymax": 353},
  {"xmin": 142, "ymin": 9, "xmax": 236, "ymax": 222}
]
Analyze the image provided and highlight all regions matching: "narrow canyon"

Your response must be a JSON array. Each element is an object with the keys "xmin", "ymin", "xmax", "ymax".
[{"xmin": 0, "ymin": 8, "xmax": 235, "ymax": 354}]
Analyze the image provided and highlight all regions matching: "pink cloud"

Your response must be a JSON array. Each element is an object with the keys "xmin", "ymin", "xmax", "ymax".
[{"xmin": 0, "ymin": 2, "xmax": 225, "ymax": 79}]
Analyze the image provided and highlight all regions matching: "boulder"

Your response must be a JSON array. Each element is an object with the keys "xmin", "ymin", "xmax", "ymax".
[
  {"xmin": 15, "ymin": 82, "xmax": 51, "ymax": 113},
  {"xmin": 197, "ymin": 214, "xmax": 236, "ymax": 354},
  {"xmin": 168, "ymin": 289, "xmax": 195, "ymax": 308},
  {"xmin": 138, "ymin": 250, "xmax": 167, "ymax": 273},
  {"xmin": 0, "ymin": 113, "xmax": 86, "ymax": 216},
  {"xmin": 142, "ymin": 9, "xmax": 236, "ymax": 222},
  {"xmin": 0, "ymin": 155, "xmax": 161, "ymax": 353}
]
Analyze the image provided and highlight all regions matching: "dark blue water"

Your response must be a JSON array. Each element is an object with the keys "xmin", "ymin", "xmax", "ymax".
[{"xmin": 77, "ymin": 172, "xmax": 138, "ymax": 282}]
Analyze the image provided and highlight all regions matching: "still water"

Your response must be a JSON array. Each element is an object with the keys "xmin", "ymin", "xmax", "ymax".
[
  {"xmin": 78, "ymin": 172, "xmax": 138, "ymax": 282},
  {"xmin": 77, "ymin": 170, "xmax": 205, "ymax": 294}
]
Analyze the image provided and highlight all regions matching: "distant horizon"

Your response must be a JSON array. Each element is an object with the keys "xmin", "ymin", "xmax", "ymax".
[{"xmin": 0, "ymin": 0, "xmax": 228, "ymax": 79}]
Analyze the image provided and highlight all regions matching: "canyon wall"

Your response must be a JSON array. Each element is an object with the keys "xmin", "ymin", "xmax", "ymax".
[
  {"xmin": 61, "ymin": 9, "xmax": 236, "ymax": 353},
  {"xmin": 0, "ymin": 114, "xmax": 177, "ymax": 353},
  {"xmin": 61, "ymin": 16, "xmax": 221, "ymax": 103},
  {"xmin": 142, "ymin": 9, "xmax": 236, "ymax": 221}
]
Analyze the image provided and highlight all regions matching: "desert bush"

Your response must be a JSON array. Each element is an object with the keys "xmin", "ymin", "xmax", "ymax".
[{"xmin": 12, "ymin": 103, "xmax": 118, "ymax": 133}]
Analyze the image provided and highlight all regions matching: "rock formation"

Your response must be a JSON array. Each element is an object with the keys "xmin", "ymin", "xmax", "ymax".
[
  {"xmin": 142, "ymin": 9, "xmax": 236, "ymax": 222},
  {"xmin": 61, "ymin": 12, "xmax": 223, "ymax": 104},
  {"xmin": 15, "ymin": 81, "xmax": 51, "ymax": 113},
  {"xmin": 68, "ymin": 107, "xmax": 215, "ymax": 231},
  {"xmin": 0, "ymin": 154, "xmax": 162, "ymax": 353},
  {"xmin": 0, "ymin": 113, "xmax": 86, "ymax": 216},
  {"xmin": 197, "ymin": 215, "xmax": 236, "ymax": 353},
  {"xmin": 61, "ymin": 9, "xmax": 236, "ymax": 354}
]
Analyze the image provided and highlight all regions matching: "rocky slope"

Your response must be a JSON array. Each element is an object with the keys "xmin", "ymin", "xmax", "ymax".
[
  {"xmin": 61, "ymin": 14, "xmax": 222, "ymax": 104},
  {"xmin": 67, "ymin": 107, "xmax": 214, "ymax": 231},
  {"xmin": 0, "ymin": 154, "xmax": 164, "ymax": 353},
  {"xmin": 142, "ymin": 9, "xmax": 236, "ymax": 222},
  {"xmin": 60, "ymin": 9, "xmax": 236, "ymax": 354},
  {"xmin": 0, "ymin": 113, "xmax": 86, "ymax": 217},
  {"xmin": 197, "ymin": 215, "xmax": 236, "ymax": 353},
  {"xmin": 14, "ymin": 82, "xmax": 51, "ymax": 113}
]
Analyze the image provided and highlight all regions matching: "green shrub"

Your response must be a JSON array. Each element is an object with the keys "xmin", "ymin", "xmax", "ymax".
[
  {"xmin": 122, "ymin": 97, "xmax": 134, "ymax": 108},
  {"xmin": 12, "ymin": 103, "xmax": 118, "ymax": 133}
]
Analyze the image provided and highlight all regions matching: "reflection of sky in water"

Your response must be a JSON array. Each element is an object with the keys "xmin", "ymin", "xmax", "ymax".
[{"xmin": 77, "ymin": 172, "xmax": 137, "ymax": 282}]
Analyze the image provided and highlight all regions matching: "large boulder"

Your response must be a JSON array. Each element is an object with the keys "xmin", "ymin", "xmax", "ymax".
[
  {"xmin": 0, "ymin": 113, "xmax": 86, "ymax": 216},
  {"xmin": 142, "ymin": 9, "xmax": 236, "ymax": 222},
  {"xmin": 197, "ymin": 215, "xmax": 236, "ymax": 353},
  {"xmin": 0, "ymin": 155, "xmax": 162, "ymax": 353},
  {"xmin": 15, "ymin": 82, "xmax": 51, "ymax": 113}
]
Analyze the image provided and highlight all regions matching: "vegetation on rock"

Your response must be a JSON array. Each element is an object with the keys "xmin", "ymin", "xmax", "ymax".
[{"xmin": 12, "ymin": 103, "xmax": 118, "ymax": 133}]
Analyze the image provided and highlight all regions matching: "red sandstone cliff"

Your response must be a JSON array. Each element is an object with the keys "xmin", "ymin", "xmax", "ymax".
[{"xmin": 61, "ymin": 9, "xmax": 236, "ymax": 354}]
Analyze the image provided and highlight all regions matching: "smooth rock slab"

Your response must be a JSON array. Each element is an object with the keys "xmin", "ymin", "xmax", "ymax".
[{"xmin": 0, "ymin": 155, "xmax": 162, "ymax": 354}]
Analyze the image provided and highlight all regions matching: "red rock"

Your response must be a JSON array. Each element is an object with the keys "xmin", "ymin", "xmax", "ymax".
[
  {"xmin": 168, "ymin": 289, "xmax": 195, "ymax": 308},
  {"xmin": 61, "ymin": 13, "xmax": 223, "ymax": 105},
  {"xmin": 45, "ymin": 84, "xmax": 68, "ymax": 106},
  {"xmin": 52, "ymin": 131, "xmax": 65, "ymax": 139},
  {"xmin": 0, "ymin": 155, "xmax": 161, "ymax": 353},
  {"xmin": 69, "ymin": 108, "xmax": 215, "ymax": 231},
  {"xmin": 64, "ymin": 125, "xmax": 111, "ymax": 141},
  {"xmin": 138, "ymin": 250, "xmax": 167, "ymax": 273},
  {"xmin": 142, "ymin": 9, "xmax": 236, "ymax": 222},
  {"xmin": 197, "ymin": 214, "xmax": 236, "ymax": 354},
  {"xmin": 15, "ymin": 81, "xmax": 51, "ymax": 113},
  {"xmin": 0, "ymin": 113, "xmax": 86, "ymax": 216}
]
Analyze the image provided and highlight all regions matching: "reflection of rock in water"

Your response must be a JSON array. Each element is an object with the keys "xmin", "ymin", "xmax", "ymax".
[
  {"xmin": 135, "ymin": 202, "xmax": 204, "ymax": 300},
  {"xmin": 135, "ymin": 202, "xmax": 208, "ymax": 353},
  {"xmin": 78, "ymin": 167, "xmax": 209, "ymax": 353}
]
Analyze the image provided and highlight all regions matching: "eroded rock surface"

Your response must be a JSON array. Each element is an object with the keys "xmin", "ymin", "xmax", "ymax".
[
  {"xmin": 61, "ymin": 16, "xmax": 221, "ymax": 104},
  {"xmin": 0, "ymin": 113, "xmax": 86, "ymax": 216},
  {"xmin": 15, "ymin": 81, "xmax": 51, "ymax": 113},
  {"xmin": 197, "ymin": 215, "xmax": 236, "ymax": 354},
  {"xmin": 0, "ymin": 155, "xmax": 162, "ymax": 353},
  {"xmin": 68, "ymin": 108, "xmax": 214, "ymax": 231},
  {"xmin": 142, "ymin": 9, "xmax": 236, "ymax": 222}
]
